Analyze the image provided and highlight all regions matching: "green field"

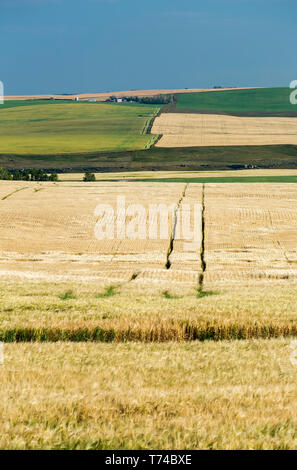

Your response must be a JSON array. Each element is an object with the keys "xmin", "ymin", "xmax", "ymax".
[
  {"xmin": 0, "ymin": 101, "xmax": 160, "ymax": 155},
  {"xmin": 1, "ymin": 99, "xmax": 71, "ymax": 110},
  {"xmin": 127, "ymin": 176, "xmax": 297, "ymax": 183},
  {"xmin": 176, "ymin": 87, "xmax": 296, "ymax": 115}
]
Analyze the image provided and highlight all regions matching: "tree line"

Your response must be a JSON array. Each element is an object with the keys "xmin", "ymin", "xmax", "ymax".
[
  {"xmin": 0, "ymin": 168, "xmax": 58, "ymax": 181},
  {"xmin": 110, "ymin": 94, "xmax": 172, "ymax": 105},
  {"xmin": 0, "ymin": 168, "xmax": 98, "ymax": 182}
]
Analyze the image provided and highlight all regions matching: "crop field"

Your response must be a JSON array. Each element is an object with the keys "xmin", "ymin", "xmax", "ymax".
[
  {"xmin": 0, "ymin": 101, "xmax": 160, "ymax": 155},
  {"xmin": 152, "ymin": 113, "xmax": 297, "ymax": 147},
  {"xmin": 1, "ymin": 178, "xmax": 297, "ymax": 449},
  {"xmin": 1, "ymin": 179, "xmax": 297, "ymax": 340},
  {"xmin": 176, "ymin": 87, "xmax": 296, "ymax": 115},
  {"xmin": 0, "ymin": 339, "xmax": 296, "ymax": 450},
  {"xmin": 57, "ymin": 169, "xmax": 297, "ymax": 181}
]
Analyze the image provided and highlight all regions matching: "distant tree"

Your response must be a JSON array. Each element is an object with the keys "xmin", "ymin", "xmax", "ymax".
[
  {"xmin": 49, "ymin": 173, "xmax": 58, "ymax": 182},
  {"xmin": 83, "ymin": 172, "xmax": 96, "ymax": 182},
  {"xmin": 125, "ymin": 94, "xmax": 171, "ymax": 105},
  {"xmin": 12, "ymin": 171, "xmax": 22, "ymax": 180},
  {"xmin": 22, "ymin": 170, "xmax": 31, "ymax": 181},
  {"xmin": 0, "ymin": 167, "xmax": 12, "ymax": 180}
]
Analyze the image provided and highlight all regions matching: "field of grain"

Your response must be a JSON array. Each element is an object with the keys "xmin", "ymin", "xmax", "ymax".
[
  {"xmin": 152, "ymin": 113, "xmax": 297, "ymax": 147},
  {"xmin": 1, "ymin": 178, "xmax": 297, "ymax": 449},
  {"xmin": 0, "ymin": 339, "xmax": 296, "ymax": 450},
  {"xmin": 0, "ymin": 102, "xmax": 160, "ymax": 155},
  {"xmin": 0, "ymin": 180, "xmax": 297, "ymax": 341}
]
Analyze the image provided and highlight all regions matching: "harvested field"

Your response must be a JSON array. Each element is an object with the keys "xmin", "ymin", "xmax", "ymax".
[
  {"xmin": 0, "ymin": 180, "xmax": 202, "ymax": 283},
  {"xmin": 1, "ymin": 180, "xmax": 297, "ymax": 285},
  {"xmin": 204, "ymin": 183, "xmax": 297, "ymax": 285},
  {"xmin": 0, "ymin": 180, "xmax": 297, "ymax": 341},
  {"xmin": 152, "ymin": 113, "xmax": 297, "ymax": 147}
]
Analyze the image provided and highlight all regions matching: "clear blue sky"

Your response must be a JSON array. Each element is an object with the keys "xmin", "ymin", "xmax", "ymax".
[{"xmin": 0, "ymin": 0, "xmax": 295, "ymax": 94}]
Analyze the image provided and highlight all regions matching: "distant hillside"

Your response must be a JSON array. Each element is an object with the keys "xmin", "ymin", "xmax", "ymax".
[
  {"xmin": 4, "ymin": 86, "xmax": 260, "ymax": 102},
  {"xmin": 176, "ymin": 87, "xmax": 297, "ymax": 116}
]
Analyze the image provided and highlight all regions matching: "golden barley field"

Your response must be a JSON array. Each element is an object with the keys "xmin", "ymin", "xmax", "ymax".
[
  {"xmin": 1, "ymin": 176, "xmax": 297, "ymax": 449},
  {"xmin": 0, "ymin": 178, "xmax": 297, "ymax": 340},
  {"xmin": 0, "ymin": 339, "xmax": 296, "ymax": 450},
  {"xmin": 152, "ymin": 113, "xmax": 297, "ymax": 147}
]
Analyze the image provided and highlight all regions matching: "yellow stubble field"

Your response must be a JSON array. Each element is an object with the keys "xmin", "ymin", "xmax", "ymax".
[
  {"xmin": 1, "ymin": 180, "xmax": 297, "ymax": 287},
  {"xmin": 152, "ymin": 113, "xmax": 297, "ymax": 147},
  {"xmin": 204, "ymin": 183, "xmax": 297, "ymax": 288},
  {"xmin": 0, "ymin": 180, "xmax": 202, "ymax": 284}
]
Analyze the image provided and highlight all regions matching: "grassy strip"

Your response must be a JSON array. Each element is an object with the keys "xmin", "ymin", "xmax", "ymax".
[
  {"xmin": 0, "ymin": 323, "xmax": 297, "ymax": 343},
  {"xmin": 1, "ymin": 144, "xmax": 297, "ymax": 171},
  {"xmin": 126, "ymin": 176, "xmax": 297, "ymax": 183},
  {"xmin": 1, "ymin": 282, "xmax": 297, "ymax": 342}
]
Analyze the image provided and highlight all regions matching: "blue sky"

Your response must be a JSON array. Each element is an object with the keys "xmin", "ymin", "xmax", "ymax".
[{"xmin": 0, "ymin": 0, "xmax": 295, "ymax": 94}]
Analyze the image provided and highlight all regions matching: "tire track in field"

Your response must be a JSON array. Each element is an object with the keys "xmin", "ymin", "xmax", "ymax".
[
  {"xmin": 198, "ymin": 184, "xmax": 206, "ymax": 291},
  {"xmin": 1, "ymin": 186, "xmax": 28, "ymax": 201},
  {"xmin": 165, "ymin": 184, "xmax": 188, "ymax": 269},
  {"xmin": 267, "ymin": 209, "xmax": 292, "ymax": 266}
]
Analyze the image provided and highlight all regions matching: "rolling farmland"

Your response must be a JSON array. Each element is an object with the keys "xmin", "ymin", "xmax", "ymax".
[
  {"xmin": 152, "ymin": 88, "xmax": 297, "ymax": 149},
  {"xmin": 1, "ymin": 177, "xmax": 297, "ymax": 448},
  {"xmin": 4, "ymin": 86, "xmax": 259, "ymax": 102},
  {"xmin": 0, "ymin": 101, "xmax": 160, "ymax": 155},
  {"xmin": 1, "ymin": 87, "xmax": 297, "ymax": 449}
]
